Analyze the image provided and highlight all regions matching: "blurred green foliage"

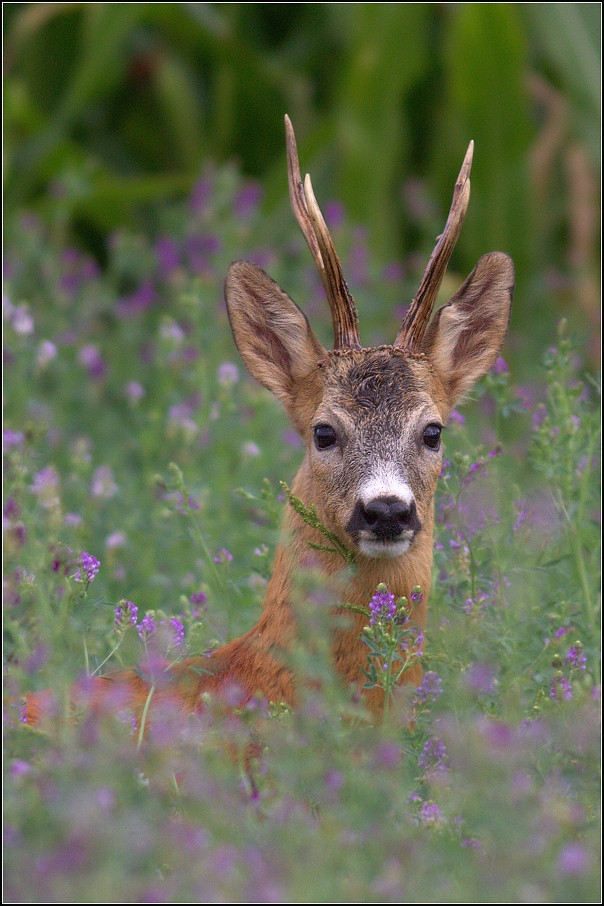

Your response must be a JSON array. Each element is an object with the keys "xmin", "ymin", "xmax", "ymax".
[{"xmin": 3, "ymin": 2, "xmax": 600, "ymax": 362}]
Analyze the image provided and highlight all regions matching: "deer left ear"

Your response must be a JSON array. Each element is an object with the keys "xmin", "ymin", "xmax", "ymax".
[{"xmin": 422, "ymin": 252, "xmax": 514, "ymax": 408}]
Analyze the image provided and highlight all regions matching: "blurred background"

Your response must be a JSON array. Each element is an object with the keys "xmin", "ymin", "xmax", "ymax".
[{"xmin": 3, "ymin": 2, "xmax": 601, "ymax": 366}]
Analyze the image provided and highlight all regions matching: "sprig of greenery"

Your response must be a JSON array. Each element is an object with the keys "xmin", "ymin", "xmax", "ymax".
[
  {"xmin": 360, "ymin": 584, "xmax": 424, "ymax": 722},
  {"xmin": 280, "ymin": 482, "xmax": 356, "ymax": 566}
]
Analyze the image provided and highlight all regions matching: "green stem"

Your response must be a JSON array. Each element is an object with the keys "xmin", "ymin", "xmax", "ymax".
[
  {"xmin": 137, "ymin": 684, "xmax": 156, "ymax": 752},
  {"xmin": 190, "ymin": 514, "xmax": 232, "ymax": 639},
  {"xmin": 90, "ymin": 638, "xmax": 123, "ymax": 677}
]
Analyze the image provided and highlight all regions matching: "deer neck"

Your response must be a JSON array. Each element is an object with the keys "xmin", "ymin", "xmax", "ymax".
[{"xmin": 258, "ymin": 458, "xmax": 433, "ymax": 640}]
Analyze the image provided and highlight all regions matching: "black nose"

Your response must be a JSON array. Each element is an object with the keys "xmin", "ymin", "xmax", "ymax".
[{"xmin": 356, "ymin": 496, "xmax": 421, "ymax": 540}]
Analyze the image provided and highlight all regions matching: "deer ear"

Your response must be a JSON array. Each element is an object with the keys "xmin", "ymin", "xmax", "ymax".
[
  {"xmin": 225, "ymin": 261, "xmax": 326, "ymax": 408},
  {"xmin": 422, "ymin": 252, "xmax": 514, "ymax": 408}
]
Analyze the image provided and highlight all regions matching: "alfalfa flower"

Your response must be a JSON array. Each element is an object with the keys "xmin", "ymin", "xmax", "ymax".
[
  {"xmin": 73, "ymin": 551, "xmax": 100, "ymax": 584},
  {"xmin": 169, "ymin": 617, "xmax": 185, "ymax": 648},
  {"xmin": 114, "ymin": 600, "xmax": 138, "ymax": 629},
  {"xmin": 137, "ymin": 613, "xmax": 157, "ymax": 641},
  {"xmin": 369, "ymin": 584, "xmax": 396, "ymax": 625},
  {"xmin": 414, "ymin": 671, "xmax": 442, "ymax": 704},
  {"xmin": 565, "ymin": 642, "xmax": 586, "ymax": 670}
]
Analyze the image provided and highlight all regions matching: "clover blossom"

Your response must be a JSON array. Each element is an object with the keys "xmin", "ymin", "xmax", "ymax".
[
  {"xmin": 138, "ymin": 613, "xmax": 157, "ymax": 641},
  {"xmin": 550, "ymin": 674, "xmax": 573, "ymax": 702},
  {"xmin": 73, "ymin": 551, "xmax": 100, "ymax": 584},
  {"xmin": 169, "ymin": 617, "xmax": 185, "ymax": 648},
  {"xmin": 414, "ymin": 671, "xmax": 442, "ymax": 703},
  {"xmin": 418, "ymin": 737, "xmax": 448, "ymax": 775},
  {"xmin": 114, "ymin": 600, "xmax": 138, "ymax": 628},
  {"xmin": 565, "ymin": 644, "xmax": 586, "ymax": 670},
  {"xmin": 369, "ymin": 584, "xmax": 396, "ymax": 625},
  {"xmin": 417, "ymin": 801, "xmax": 445, "ymax": 827}
]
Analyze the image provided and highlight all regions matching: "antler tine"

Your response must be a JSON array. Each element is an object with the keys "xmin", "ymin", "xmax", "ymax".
[
  {"xmin": 395, "ymin": 141, "xmax": 474, "ymax": 351},
  {"xmin": 285, "ymin": 115, "xmax": 361, "ymax": 350}
]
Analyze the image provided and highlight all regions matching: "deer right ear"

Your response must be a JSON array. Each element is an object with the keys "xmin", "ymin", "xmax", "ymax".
[
  {"xmin": 225, "ymin": 260, "xmax": 326, "ymax": 409},
  {"xmin": 422, "ymin": 251, "xmax": 514, "ymax": 410}
]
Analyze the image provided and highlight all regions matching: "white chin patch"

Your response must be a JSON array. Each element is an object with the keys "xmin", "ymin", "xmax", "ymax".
[{"xmin": 358, "ymin": 538, "xmax": 412, "ymax": 559}]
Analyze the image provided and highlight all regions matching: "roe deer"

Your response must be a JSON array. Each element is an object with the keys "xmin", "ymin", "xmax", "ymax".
[{"xmin": 24, "ymin": 116, "xmax": 513, "ymax": 727}]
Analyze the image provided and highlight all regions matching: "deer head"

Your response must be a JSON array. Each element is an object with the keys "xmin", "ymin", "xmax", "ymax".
[{"xmin": 225, "ymin": 116, "xmax": 513, "ymax": 566}]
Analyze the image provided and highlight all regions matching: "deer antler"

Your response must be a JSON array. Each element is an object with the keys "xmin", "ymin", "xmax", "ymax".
[
  {"xmin": 285, "ymin": 115, "xmax": 361, "ymax": 350},
  {"xmin": 395, "ymin": 141, "xmax": 474, "ymax": 351}
]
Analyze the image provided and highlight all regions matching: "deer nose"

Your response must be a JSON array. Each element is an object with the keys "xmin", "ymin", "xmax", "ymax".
[{"xmin": 358, "ymin": 496, "xmax": 420, "ymax": 540}]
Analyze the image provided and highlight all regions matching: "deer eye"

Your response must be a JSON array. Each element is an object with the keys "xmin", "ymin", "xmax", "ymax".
[
  {"xmin": 314, "ymin": 424, "xmax": 337, "ymax": 450},
  {"xmin": 423, "ymin": 423, "xmax": 442, "ymax": 451}
]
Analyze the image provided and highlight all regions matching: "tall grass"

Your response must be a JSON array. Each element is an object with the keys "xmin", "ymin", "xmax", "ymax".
[{"xmin": 4, "ymin": 167, "xmax": 600, "ymax": 902}]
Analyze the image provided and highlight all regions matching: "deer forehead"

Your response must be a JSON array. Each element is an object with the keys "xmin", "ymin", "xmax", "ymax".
[{"xmin": 315, "ymin": 347, "xmax": 440, "ymax": 425}]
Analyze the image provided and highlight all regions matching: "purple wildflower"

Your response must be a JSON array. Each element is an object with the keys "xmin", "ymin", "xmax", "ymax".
[
  {"xmin": 30, "ymin": 467, "xmax": 60, "ymax": 508},
  {"xmin": 369, "ymin": 585, "xmax": 396, "ymax": 625},
  {"xmin": 463, "ymin": 593, "xmax": 488, "ymax": 616},
  {"xmin": 565, "ymin": 644, "xmax": 586, "ymax": 670},
  {"xmin": 281, "ymin": 428, "xmax": 304, "ymax": 449},
  {"xmin": 169, "ymin": 617, "xmax": 185, "ymax": 648},
  {"xmin": 417, "ymin": 801, "xmax": 445, "ymax": 827},
  {"xmin": 125, "ymin": 381, "xmax": 145, "ymax": 402},
  {"xmin": 324, "ymin": 200, "xmax": 344, "ymax": 229},
  {"xmin": 115, "ymin": 281, "xmax": 156, "ymax": 318},
  {"xmin": 11, "ymin": 305, "xmax": 34, "ymax": 335},
  {"xmin": 138, "ymin": 613, "xmax": 157, "ymax": 641},
  {"xmin": 235, "ymin": 182, "xmax": 263, "ymax": 218},
  {"xmin": 382, "ymin": 261, "xmax": 404, "ymax": 282},
  {"xmin": 169, "ymin": 402, "xmax": 198, "ymax": 436},
  {"xmin": 189, "ymin": 591, "xmax": 207, "ymax": 606},
  {"xmin": 3, "ymin": 497, "xmax": 19, "ymax": 520},
  {"xmin": 418, "ymin": 737, "xmax": 448, "ymax": 775},
  {"xmin": 160, "ymin": 320, "xmax": 186, "ymax": 343},
  {"xmin": 3, "ymin": 429, "xmax": 24, "ymax": 451},
  {"xmin": 465, "ymin": 663, "xmax": 496, "ymax": 694},
  {"xmin": 491, "ymin": 356, "xmax": 508, "ymax": 374},
  {"xmin": 554, "ymin": 626, "xmax": 568, "ymax": 638},
  {"xmin": 414, "ymin": 671, "xmax": 442, "ymax": 703},
  {"xmin": 189, "ymin": 175, "xmax": 212, "ymax": 213},
  {"xmin": 513, "ymin": 500, "xmax": 528, "ymax": 533},
  {"xmin": 90, "ymin": 465, "xmax": 118, "ymax": 499},
  {"xmin": 532, "ymin": 404, "xmax": 547, "ymax": 429},
  {"xmin": 73, "ymin": 552, "xmax": 100, "ymax": 584},
  {"xmin": 217, "ymin": 362, "xmax": 239, "ymax": 386},
  {"xmin": 106, "ymin": 531, "xmax": 127, "ymax": 549},
  {"xmin": 448, "ymin": 409, "xmax": 465, "ymax": 426},
  {"xmin": 36, "ymin": 340, "xmax": 57, "ymax": 369},
  {"xmin": 78, "ymin": 344, "xmax": 106, "ymax": 379},
  {"xmin": 64, "ymin": 513, "xmax": 82, "ymax": 527},
  {"xmin": 114, "ymin": 600, "xmax": 138, "ymax": 628},
  {"xmin": 461, "ymin": 838, "xmax": 484, "ymax": 851},
  {"xmin": 154, "ymin": 237, "xmax": 180, "ymax": 276},
  {"xmin": 213, "ymin": 548, "xmax": 233, "ymax": 565},
  {"xmin": 550, "ymin": 675, "xmax": 572, "ymax": 702},
  {"xmin": 557, "ymin": 843, "xmax": 591, "ymax": 876}
]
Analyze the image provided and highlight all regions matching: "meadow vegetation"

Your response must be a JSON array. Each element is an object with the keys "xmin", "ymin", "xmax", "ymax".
[
  {"xmin": 3, "ymin": 167, "xmax": 600, "ymax": 902},
  {"xmin": 3, "ymin": 4, "xmax": 601, "ymax": 901}
]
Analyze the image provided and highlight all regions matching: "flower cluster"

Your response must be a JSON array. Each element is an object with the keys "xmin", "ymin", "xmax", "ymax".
[
  {"xmin": 73, "ymin": 552, "xmax": 100, "ymax": 584},
  {"xmin": 137, "ymin": 613, "xmax": 157, "ymax": 641},
  {"xmin": 414, "ymin": 671, "xmax": 442, "ymax": 704},
  {"xmin": 550, "ymin": 674, "xmax": 573, "ymax": 702},
  {"xmin": 418, "ymin": 737, "xmax": 448, "ymax": 776},
  {"xmin": 369, "ymin": 585, "xmax": 396, "ymax": 625},
  {"xmin": 565, "ymin": 643, "xmax": 586, "ymax": 670},
  {"xmin": 114, "ymin": 600, "xmax": 138, "ymax": 628}
]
